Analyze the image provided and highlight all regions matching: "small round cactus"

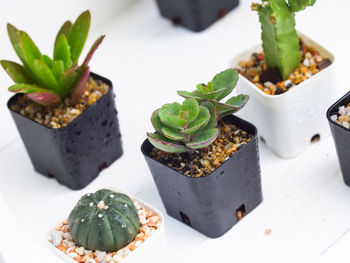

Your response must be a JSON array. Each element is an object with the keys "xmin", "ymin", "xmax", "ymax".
[{"xmin": 68, "ymin": 189, "xmax": 140, "ymax": 252}]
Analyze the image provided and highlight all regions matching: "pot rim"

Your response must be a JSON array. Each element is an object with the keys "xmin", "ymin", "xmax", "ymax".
[
  {"xmin": 6, "ymin": 72, "xmax": 113, "ymax": 132},
  {"xmin": 231, "ymin": 31, "xmax": 335, "ymax": 100},
  {"xmin": 48, "ymin": 188, "xmax": 165, "ymax": 263},
  {"xmin": 141, "ymin": 114, "xmax": 258, "ymax": 180},
  {"xmin": 326, "ymin": 90, "xmax": 350, "ymax": 133}
]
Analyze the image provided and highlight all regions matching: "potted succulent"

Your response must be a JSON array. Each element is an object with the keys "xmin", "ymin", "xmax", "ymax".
[
  {"xmin": 232, "ymin": 0, "xmax": 335, "ymax": 158},
  {"xmin": 48, "ymin": 189, "xmax": 166, "ymax": 263},
  {"xmin": 2, "ymin": 11, "xmax": 123, "ymax": 190},
  {"xmin": 141, "ymin": 69, "xmax": 263, "ymax": 238},
  {"xmin": 327, "ymin": 93, "xmax": 350, "ymax": 187},
  {"xmin": 155, "ymin": 0, "xmax": 239, "ymax": 32}
]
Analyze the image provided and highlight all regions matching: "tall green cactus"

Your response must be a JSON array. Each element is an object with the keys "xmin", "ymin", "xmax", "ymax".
[{"xmin": 252, "ymin": 0, "xmax": 316, "ymax": 80}]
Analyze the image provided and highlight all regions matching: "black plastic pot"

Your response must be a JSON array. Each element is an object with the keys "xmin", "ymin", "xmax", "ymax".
[
  {"xmin": 7, "ymin": 72, "xmax": 123, "ymax": 190},
  {"xmin": 155, "ymin": 0, "xmax": 239, "ymax": 32},
  {"xmin": 327, "ymin": 91, "xmax": 350, "ymax": 186},
  {"xmin": 141, "ymin": 114, "xmax": 262, "ymax": 238}
]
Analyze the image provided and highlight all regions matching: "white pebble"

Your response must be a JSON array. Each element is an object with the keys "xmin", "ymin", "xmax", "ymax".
[
  {"xmin": 305, "ymin": 72, "xmax": 312, "ymax": 78},
  {"xmin": 110, "ymin": 194, "xmax": 115, "ymax": 198},
  {"xmin": 112, "ymin": 254, "xmax": 123, "ymax": 262},
  {"xmin": 330, "ymin": 115, "xmax": 338, "ymax": 121},
  {"xmin": 69, "ymin": 252, "xmax": 78, "ymax": 258},
  {"xmin": 76, "ymin": 247, "xmax": 85, "ymax": 256},
  {"xmin": 89, "ymin": 202, "xmax": 94, "ymax": 207},
  {"xmin": 339, "ymin": 106, "xmax": 346, "ymax": 115},
  {"xmin": 303, "ymin": 59, "xmax": 310, "ymax": 67},
  {"xmin": 98, "ymin": 213, "xmax": 103, "ymax": 218},
  {"xmin": 263, "ymin": 81, "xmax": 273, "ymax": 88},
  {"xmin": 343, "ymin": 122, "xmax": 350, "ymax": 129},
  {"xmin": 63, "ymin": 232, "xmax": 73, "ymax": 241},
  {"xmin": 95, "ymin": 250, "xmax": 107, "ymax": 260},
  {"xmin": 49, "ymin": 230, "xmax": 62, "ymax": 246}
]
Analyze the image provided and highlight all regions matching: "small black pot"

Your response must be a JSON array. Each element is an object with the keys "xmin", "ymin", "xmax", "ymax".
[
  {"xmin": 7, "ymin": 72, "xmax": 123, "ymax": 190},
  {"xmin": 155, "ymin": 0, "xmax": 239, "ymax": 32},
  {"xmin": 327, "ymin": 91, "xmax": 350, "ymax": 186},
  {"xmin": 141, "ymin": 114, "xmax": 262, "ymax": 238}
]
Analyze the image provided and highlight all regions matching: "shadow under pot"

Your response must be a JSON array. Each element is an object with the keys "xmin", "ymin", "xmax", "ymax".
[
  {"xmin": 7, "ymin": 72, "xmax": 123, "ymax": 190},
  {"xmin": 327, "ymin": 91, "xmax": 350, "ymax": 187},
  {"xmin": 155, "ymin": 0, "xmax": 239, "ymax": 32},
  {"xmin": 141, "ymin": 114, "xmax": 263, "ymax": 238}
]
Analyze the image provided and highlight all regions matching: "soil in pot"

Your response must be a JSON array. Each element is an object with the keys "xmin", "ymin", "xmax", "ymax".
[
  {"xmin": 49, "ymin": 200, "xmax": 161, "ymax": 263},
  {"xmin": 151, "ymin": 119, "xmax": 253, "ymax": 177},
  {"xmin": 329, "ymin": 103, "xmax": 350, "ymax": 129},
  {"xmin": 236, "ymin": 38, "xmax": 332, "ymax": 95},
  {"xmin": 9, "ymin": 77, "xmax": 109, "ymax": 129}
]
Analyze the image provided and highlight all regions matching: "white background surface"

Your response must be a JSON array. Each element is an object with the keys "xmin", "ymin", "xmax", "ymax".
[{"xmin": 0, "ymin": 0, "xmax": 349, "ymax": 262}]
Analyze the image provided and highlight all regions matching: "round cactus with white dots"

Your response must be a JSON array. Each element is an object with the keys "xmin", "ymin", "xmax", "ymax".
[{"xmin": 68, "ymin": 189, "xmax": 140, "ymax": 252}]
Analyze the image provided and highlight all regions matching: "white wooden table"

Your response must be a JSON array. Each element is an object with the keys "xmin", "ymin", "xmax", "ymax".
[{"xmin": 0, "ymin": 0, "xmax": 349, "ymax": 262}]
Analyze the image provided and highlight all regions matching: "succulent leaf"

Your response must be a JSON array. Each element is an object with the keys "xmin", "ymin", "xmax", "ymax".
[
  {"xmin": 181, "ymin": 98, "xmax": 199, "ymax": 123},
  {"xmin": 200, "ymin": 102, "xmax": 218, "ymax": 130},
  {"xmin": 58, "ymin": 64, "xmax": 78, "ymax": 96},
  {"xmin": 159, "ymin": 103, "xmax": 186, "ymax": 129},
  {"xmin": 82, "ymin": 35, "xmax": 105, "ymax": 68},
  {"xmin": 27, "ymin": 92, "xmax": 61, "ymax": 106},
  {"xmin": 54, "ymin": 34, "xmax": 71, "ymax": 69},
  {"xmin": 183, "ymin": 106, "xmax": 210, "ymax": 134},
  {"xmin": 7, "ymin": 24, "xmax": 28, "ymax": 68},
  {"xmin": 51, "ymin": 60, "xmax": 65, "ymax": 81},
  {"xmin": 216, "ymin": 95, "xmax": 249, "ymax": 116},
  {"xmin": 42, "ymin": 55, "xmax": 54, "ymax": 68},
  {"xmin": 161, "ymin": 127, "xmax": 186, "ymax": 141},
  {"xmin": 55, "ymin": 20, "xmax": 72, "ymax": 47},
  {"xmin": 147, "ymin": 133, "xmax": 187, "ymax": 153},
  {"xmin": 71, "ymin": 66, "xmax": 90, "ymax": 103},
  {"xmin": 212, "ymin": 69, "xmax": 239, "ymax": 101},
  {"xmin": 0, "ymin": 60, "xmax": 33, "ymax": 83},
  {"xmin": 186, "ymin": 128, "xmax": 219, "ymax": 149},
  {"xmin": 177, "ymin": 90, "xmax": 205, "ymax": 100},
  {"xmin": 151, "ymin": 110, "xmax": 164, "ymax": 133},
  {"xmin": 68, "ymin": 10, "xmax": 91, "ymax": 64},
  {"xmin": 32, "ymin": 59, "xmax": 58, "ymax": 90},
  {"xmin": 19, "ymin": 31, "xmax": 42, "ymax": 66}
]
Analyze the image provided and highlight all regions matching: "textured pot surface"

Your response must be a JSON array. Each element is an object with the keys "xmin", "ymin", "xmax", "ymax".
[
  {"xmin": 231, "ymin": 32, "xmax": 336, "ymax": 158},
  {"xmin": 156, "ymin": 0, "xmax": 239, "ymax": 32},
  {"xmin": 327, "ymin": 91, "xmax": 350, "ymax": 186},
  {"xmin": 141, "ymin": 114, "xmax": 263, "ymax": 238},
  {"xmin": 49, "ymin": 190, "xmax": 167, "ymax": 263},
  {"xmin": 7, "ymin": 72, "xmax": 123, "ymax": 190}
]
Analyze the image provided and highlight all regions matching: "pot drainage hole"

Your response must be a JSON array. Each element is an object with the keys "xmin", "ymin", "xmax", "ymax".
[
  {"xmin": 236, "ymin": 204, "xmax": 246, "ymax": 220},
  {"xmin": 180, "ymin": 211, "xmax": 191, "ymax": 226}
]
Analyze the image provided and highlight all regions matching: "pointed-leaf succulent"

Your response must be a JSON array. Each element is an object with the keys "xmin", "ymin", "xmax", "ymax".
[
  {"xmin": 148, "ymin": 69, "xmax": 248, "ymax": 153},
  {"xmin": 252, "ymin": 0, "xmax": 316, "ymax": 79},
  {"xmin": 1, "ymin": 10, "xmax": 104, "ymax": 106}
]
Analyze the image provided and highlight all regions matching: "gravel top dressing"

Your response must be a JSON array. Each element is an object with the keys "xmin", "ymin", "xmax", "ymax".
[
  {"xmin": 49, "ymin": 200, "xmax": 161, "ymax": 263},
  {"xmin": 151, "ymin": 120, "xmax": 253, "ymax": 178},
  {"xmin": 331, "ymin": 103, "xmax": 350, "ymax": 129},
  {"xmin": 10, "ymin": 78, "xmax": 109, "ymax": 129},
  {"xmin": 237, "ymin": 39, "xmax": 332, "ymax": 95}
]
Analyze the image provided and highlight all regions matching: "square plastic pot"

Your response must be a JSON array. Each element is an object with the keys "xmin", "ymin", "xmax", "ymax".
[
  {"xmin": 141, "ymin": 114, "xmax": 263, "ymax": 238},
  {"xmin": 49, "ymin": 190, "xmax": 167, "ymax": 263},
  {"xmin": 7, "ymin": 72, "xmax": 123, "ymax": 190},
  {"xmin": 327, "ymin": 91, "xmax": 350, "ymax": 186},
  {"xmin": 155, "ymin": 0, "xmax": 239, "ymax": 32},
  {"xmin": 231, "ymin": 32, "xmax": 336, "ymax": 158}
]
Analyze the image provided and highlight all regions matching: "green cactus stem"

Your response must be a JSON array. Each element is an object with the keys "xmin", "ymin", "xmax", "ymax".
[{"xmin": 252, "ymin": 0, "xmax": 316, "ymax": 80}]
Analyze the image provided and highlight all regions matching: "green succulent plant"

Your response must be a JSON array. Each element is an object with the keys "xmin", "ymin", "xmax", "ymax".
[
  {"xmin": 177, "ymin": 69, "xmax": 249, "ymax": 117},
  {"xmin": 1, "ymin": 10, "xmax": 104, "ymax": 106},
  {"xmin": 252, "ymin": 0, "xmax": 316, "ymax": 79},
  {"xmin": 147, "ymin": 69, "xmax": 248, "ymax": 153}
]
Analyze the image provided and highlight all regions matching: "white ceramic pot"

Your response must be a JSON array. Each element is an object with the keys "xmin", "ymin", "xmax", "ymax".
[
  {"xmin": 49, "ymin": 190, "xmax": 167, "ymax": 263},
  {"xmin": 231, "ymin": 32, "xmax": 336, "ymax": 158}
]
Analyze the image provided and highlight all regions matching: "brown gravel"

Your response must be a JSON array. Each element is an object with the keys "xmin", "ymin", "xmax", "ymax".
[
  {"xmin": 330, "ymin": 103, "xmax": 350, "ymax": 129},
  {"xmin": 9, "ymin": 78, "xmax": 109, "ymax": 129},
  {"xmin": 237, "ymin": 38, "xmax": 332, "ymax": 95},
  {"xmin": 151, "ymin": 120, "xmax": 253, "ymax": 178},
  {"xmin": 49, "ymin": 200, "xmax": 161, "ymax": 263}
]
